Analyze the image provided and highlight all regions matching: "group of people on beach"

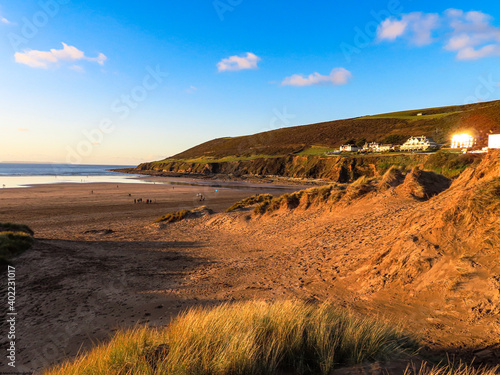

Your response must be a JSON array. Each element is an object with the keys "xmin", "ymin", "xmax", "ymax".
[
  {"xmin": 134, "ymin": 198, "xmax": 155, "ymax": 204},
  {"xmin": 130, "ymin": 190, "xmax": 211, "ymax": 205}
]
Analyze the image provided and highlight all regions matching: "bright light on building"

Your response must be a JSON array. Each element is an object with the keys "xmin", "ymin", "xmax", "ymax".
[
  {"xmin": 451, "ymin": 134, "xmax": 475, "ymax": 149},
  {"xmin": 489, "ymin": 134, "xmax": 500, "ymax": 149}
]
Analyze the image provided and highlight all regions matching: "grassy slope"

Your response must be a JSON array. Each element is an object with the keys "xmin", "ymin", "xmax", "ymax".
[
  {"xmin": 45, "ymin": 300, "xmax": 417, "ymax": 375},
  {"xmin": 150, "ymin": 100, "xmax": 500, "ymax": 163}
]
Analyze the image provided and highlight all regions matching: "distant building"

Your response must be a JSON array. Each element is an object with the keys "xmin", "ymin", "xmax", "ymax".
[
  {"xmin": 339, "ymin": 144, "xmax": 359, "ymax": 152},
  {"xmin": 400, "ymin": 136, "xmax": 438, "ymax": 151},
  {"xmin": 362, "ymin": 142, "xmax": 380, "ymax": 152},
  {"xmin": 361, "ymin": 142, "xmax": 393, "ymax": 152},
  {"xmin": 451, "ymin": 134, "xmax": 476, "ymax": 149},
  {"xmin": 489, "ymin": 134, "xmax": 500, "ymax": 149},
  {"xmin": 378, "ymin": 144, "xmax": 393, "ymax": 152}
]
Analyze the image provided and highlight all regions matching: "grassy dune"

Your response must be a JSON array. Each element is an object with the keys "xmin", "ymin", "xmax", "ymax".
[
  {"xmin": 45, "ymin": 300, "xmax": 417, "ymax": 375},
  {"xmin": 0, "ymin": 222, "xmax": 34, "ymax": 263}
]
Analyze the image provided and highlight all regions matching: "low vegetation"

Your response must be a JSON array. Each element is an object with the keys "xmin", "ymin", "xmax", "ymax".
[
  {"xmin": 254, "ymin": 185, "xmax": 344, "ymax": 215},
  {"xmin": 445, "ymin": 177, "xmax": 500, "ymax": 247},
  {"xmin": 45, "ymin": 300, "xmax": 417, "ymax": 375},
  {"xmin": 343, "ymin": 176, "xmax": 375, "ymax": 202},
  {"xmin": 0, "ymin": 223, "xmax": 35, "ymax": 264},
  {"xmin": 295, "ymin": 145, "xmax": 337, "ymax": 155},
  {"xmin": 155, "ymin": 209, "xmax": 191, "ymax": 223},
  {"xmin": 225, "ymin": 193, "xmax": 273, "ymax": 212},
  {"xmin": 405, "ymin": 360, "xmax": 499, "ymax": 375},
  {"xmin": 424, "ymin": 151, "xmax": 480, "ymax": 179},
  {"xmin": 378, "ymin": 166, "xmax": 405, "ymax": 191},
  {"xmin": 156, "ymin": 207, "xmax": 214, "ymax": 223}
]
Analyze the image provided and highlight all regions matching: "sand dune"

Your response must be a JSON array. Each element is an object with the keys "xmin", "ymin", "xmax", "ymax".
[{"xmin": 1, "ymin": 153, "xmax": 499, "ymax": 373}]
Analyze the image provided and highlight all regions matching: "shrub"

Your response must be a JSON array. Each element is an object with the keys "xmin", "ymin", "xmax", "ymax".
[
  {"xmin": 0, "ymin": 222, "xmax": 34, "ymax": 236},
  {"xmin": 0, "ymin": 224, "xmax": 35, "ymax": 263}
]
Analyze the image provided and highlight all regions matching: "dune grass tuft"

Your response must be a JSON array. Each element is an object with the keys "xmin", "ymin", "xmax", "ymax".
[
  {"xmin": 405, "ymin": 360, "xmax": 499, "ymax": 375},
  {"xmin": 445, "ymin": 177, "xmax": 500, "ymax": 247},
  {"xmin": 253, "ymin": 185, "xmax": 342, "ymax": 215},
  {"xmin": 45, "ymin": 300, "xmax": 417, "ymax": 375},
  {"xmin": 225, "ymin": 193, "xmax": 273, "ymax": 212},
  {"xmin": 155, "ymin": 209, "xmax": 191, "ymax": 223}
]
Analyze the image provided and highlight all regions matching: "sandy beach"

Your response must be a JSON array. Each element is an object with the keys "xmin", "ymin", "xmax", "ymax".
[{"xmin": 0, "ymin": 179, "xmax": 306, "ymax": 372}]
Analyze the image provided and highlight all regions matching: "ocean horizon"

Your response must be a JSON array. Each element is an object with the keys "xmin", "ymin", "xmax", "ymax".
[
  {"xmin": 0, "ymin": 163, "xmax": 138, "ymax": 188},
  {"xmin": 0, "ymin": 162, "xmax": 134, "ymax": 177}
]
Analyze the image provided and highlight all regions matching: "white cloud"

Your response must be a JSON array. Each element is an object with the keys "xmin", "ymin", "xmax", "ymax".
[
  {"xmin": 378, "ymin": 19, "xmax": 408, "ymax": 41},
  {"xmin": 377, "ymin": 12, "xmax": 439, "ymax": 46},
  {"xmin": 185, "ymin": 85, "xmax": 198, "ymax": 93},
  {"xmin": 281, "ymin": 68, "xmax": 352, "ymax": 87},
  {"xmin": 1, "ymin": 16, "xmax": 11, "ymax": 24},
  {"xmin": 217, "ymin": 52, "xmax": 260, "ymax": 72},
  {"xmin": 444, "ymin": 9, "xmax": 500, "ymax": 60},
  {"xmin": 377, "ymin": 9, "xmax": 500, "ymax": 60},
  {"xmin": 14, "ymin": 43, "xmax": 107, "ymax": 69}
]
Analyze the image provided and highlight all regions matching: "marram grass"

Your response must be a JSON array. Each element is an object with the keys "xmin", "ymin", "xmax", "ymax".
[
  {"xmin": 45, "ymin": 300, "xmax": 417, "ymax": 375},
  {"xmin": 405, "ymin": 360, "xmax": 499, "ymax": 375}
]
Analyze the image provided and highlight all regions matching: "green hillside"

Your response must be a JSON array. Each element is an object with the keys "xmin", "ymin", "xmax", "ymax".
[{"xmin": 155, "ymin": 100, "xmax": 500, "ymax": 163}]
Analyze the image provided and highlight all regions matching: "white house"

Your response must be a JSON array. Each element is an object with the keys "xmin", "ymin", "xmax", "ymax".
[
  {"xmin": 489, "ymin": 134, "xmax": 500, "ymax": 149},
  {"xmin": 378, "ymin": 144, "xmax": 393, "ymax": 152},
  {"xmin": 361, "ymin": 142, "xmax": 393, "ymax": 152},
  {"xmin": 339, "ymin": 144, "xmax": 359, "ymax": 152},
  {"xmin": 400, "ymin": 136, "xmax": 438, "ymax": 151},
  {"xmin": 451, "ymin": 134, "xmax": 476, "ymax": 149},
  {"xmin": 362, "ymin": 142, "xmax": 380, "ymax": 152}
]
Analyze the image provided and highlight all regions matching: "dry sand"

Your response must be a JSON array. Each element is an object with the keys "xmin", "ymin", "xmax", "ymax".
[
  {"xmin": 0, "ymin": 179, "xmax": 304, "ymax": 373},
  {"xmin": 0, "ymin": 172, "xmax": 499, "ymax": 373}
]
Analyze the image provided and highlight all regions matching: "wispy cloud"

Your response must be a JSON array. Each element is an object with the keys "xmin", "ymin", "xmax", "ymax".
[
  {"xmin": 217, "ymin": 52, "xmax": 261, "ymax": 72},
  {"xmin": 377, "ymin": 9, "xmax": 500, "ymax": 60},
  {"xmin": 281, "ymin": 68, "xmax": 352, "ymax": 87},
  {"xmin": 185, "ymin": 85, "xmax": 198, "ymax": 93},
  {"xmin": 14, "ymin": 43, "xmax": 107, "ymax": 69},
  {"xmin": 69, "ymin": 65, "xmax": 85, "ymax": 73},
  {"xmin": 0, "ymin": 10, "xmax": 12, "ymax": 25},
  {"xmin": 17, "ymin": 128, "xmax": 29, "ymax": 132}
]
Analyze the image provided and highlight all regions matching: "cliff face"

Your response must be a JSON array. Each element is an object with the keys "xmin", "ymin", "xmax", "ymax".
[{"xmin": 136, "ymin": 154, "xmax": 432, "ymax": 183}]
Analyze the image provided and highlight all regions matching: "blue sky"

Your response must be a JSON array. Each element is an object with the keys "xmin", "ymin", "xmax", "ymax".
[{"xmin": 1, "ymin": 0, "xmax": 500, "ymax": 164}]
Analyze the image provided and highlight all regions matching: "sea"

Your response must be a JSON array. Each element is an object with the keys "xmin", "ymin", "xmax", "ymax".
[
  {"xmin": 0, "ymin": 163, "xmax": 302, "ymax": 192},
  {"xmin": 0, "ymin": 163, "xmax": 139, "ymax": 188}
]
